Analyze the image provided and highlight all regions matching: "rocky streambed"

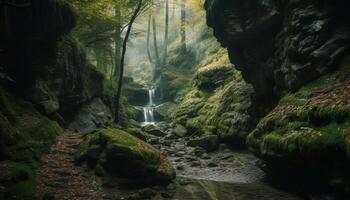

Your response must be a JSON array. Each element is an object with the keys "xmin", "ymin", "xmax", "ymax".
[{"xmin": 37, "ymin": 124, "xmax": 341, "ymax": 200}]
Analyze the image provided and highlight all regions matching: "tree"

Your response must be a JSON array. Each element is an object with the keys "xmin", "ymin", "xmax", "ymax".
[
  {"xmin": 113, "ymin": 0, "xmax": 122, "ymax": 78},
  {"xmin": 162, "ymin": 0, "xmax": 169, "ymax": 65},
  {"xmin": 180, "ymin": 0, "xmax": 186, "ymax": 52},
  {"xmin": 146, "ymin": 14, "xmax": 153, "ymax": 64},
  {"xmin": 115, "ymin": 0, "xmax": 144, "ymax": 122},
  {"xmin": 152, "ymin": 16, "xmax": 160, "ymax": 67}
]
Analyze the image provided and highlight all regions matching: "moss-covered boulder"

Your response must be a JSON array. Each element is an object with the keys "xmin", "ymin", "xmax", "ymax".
[
  {"xmin": 173, "ymin": 124, "xmax": 188, "ymax": 137},
  {"xmin": 74, "ymin": 128, "xmax": 176, "ymax": 186},
  {"xmin": 155, "ymin": 102, "xmax": 176, "ymax": 121},
  {"xmin": 194, "ymin": 64, "xmax": 234, "ymax": 91},
  {"xmin": 142, "ymin": 124, "xmax": 166, "ymax": 137},
  {"xmin": 188, "ymin": 135, "xmax": 219, "ymax": 152},
  {"xmin": 246, "ymin": 60, "xmax": 350, "ymax": 193}
]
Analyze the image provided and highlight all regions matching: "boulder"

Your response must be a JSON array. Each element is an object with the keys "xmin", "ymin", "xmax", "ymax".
[
  {"xmin": 194, "ymin": 64, "xmax": 234, "ymax": 91},
  {"xmin": 173, "ymin": 124, "xmax": 188, "ymax": 137},
  {"xmin": 142, "ymin": 124, "xmax": 166, "ymax": 137},
  {"xmin": 68, "ymin": 98, "xmax": 113, "ymax": 134},
  {"xmin": 155, "ymin": 102, "xmax": 176, "ymax": 120},
  {"xmin": 125, "ymin": 128, "xmax": 152, "ymax": 141},
  {"xmin": 123, "ymin": 82, "xmax": 149, "ymax": 106},
  {"xmin": 188, "ymin": 135, "xmax": 219, "ymax": 152},
  {"xmin": 74, "ymin": 128, "xmax": 176, "ymax": 185}
]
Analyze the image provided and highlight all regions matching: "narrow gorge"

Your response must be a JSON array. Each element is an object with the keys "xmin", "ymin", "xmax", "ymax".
[{"xmin": 0, "ymin": 0, "xmax": 349, "ymax": 200}]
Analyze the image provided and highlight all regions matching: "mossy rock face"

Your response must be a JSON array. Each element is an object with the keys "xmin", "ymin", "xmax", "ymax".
[
  {"xmin": 246, "ymin": 62, "xmax": 350, "ymax": 192},
  {"xmin": 0, "ymin": 87, "xmax": 62, "ymax": 199},
  {"xmin": 194, "ymin": 64, "xmax": 234, "ymax": 91},
  {"xmin": 75, "ymin": 128, "xmax": 176, "ymax": 186},
  {"xmin": 188, "ymin": 135, "xmax": 219, "ymax": 152},
  {"xmin": 123, "ymin": 81, "xmax": 149, "ymax": 106}
]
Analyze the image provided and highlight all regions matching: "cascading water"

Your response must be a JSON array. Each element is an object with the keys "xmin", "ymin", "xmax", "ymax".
[{"xmin": 142, "ymin": 88, "xmax": 156, "ymax": 126}]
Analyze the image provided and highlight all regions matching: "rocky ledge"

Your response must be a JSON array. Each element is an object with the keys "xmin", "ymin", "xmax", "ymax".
[{"xmin": 205, "ymin": 0, "xmax": 350, "ymax": 100}]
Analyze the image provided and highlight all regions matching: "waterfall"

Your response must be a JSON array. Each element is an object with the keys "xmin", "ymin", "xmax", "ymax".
[{"xmin": 142, "ymin": 89, "xmax": 156, "ymax": 126}]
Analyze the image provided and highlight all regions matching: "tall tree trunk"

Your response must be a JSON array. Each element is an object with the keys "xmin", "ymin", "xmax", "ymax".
[
  {"xmin": 152, "ymin": 16, "xmax": 160, "ymax": 67},
  {"xmin": 162, "ymin": 0, "xmax": 169, "ymax": 65},
  {"xmin": 172, "ymin": 0, "xmax": 177, "ymax": 19},
  {"xmin": 115, "ymin": 0, "xmax": 143, "ymax": 122},
  {"xmin": 146, "ymin": 14, "xmax": 153, "ymax": 64},
  {"xmin": 180, "ymin": 0, "xmax": 186, "ymax": 52},
  {"xmin": 113, "ymin": 0, "xmax": 122, "ymax": 79}
]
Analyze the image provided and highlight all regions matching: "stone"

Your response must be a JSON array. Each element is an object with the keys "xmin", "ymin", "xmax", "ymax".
[
  {"xmin": 155, "ymin": 102, "xmax": 176, "ymax": 120},
  {"xmin": 142, "ymin": 124, "xmax": 166, "ymax": 137},
  {"xmin": 207, "ymin": 162, "xmax": 218, "ymax": 168},
  {"xmin": 173, "ymin": 124, "xmax": 188, "ymax": 137},
  {"xmin": 176, "ymin": 165, "xmax": 184, "ymax": 171},
  {"xmin": 190, "ymin": 161, "xmax": 201, "ymax": 167},
  {"xmin": 138, "ymin": 188, "xmax": 157, "ymax": 199},
  {"xmin": 68, "ymin": 98, "xmax": 113, "ymax": 134},
  {"xmin": 74, "ymin": 128, "xmax": 176, "ymax": 185},
  {"xmin": 205, "ymin": 0, "xmax": 350, "ymax": 99},
  {"xmin": 124, "ymin": 128, "xmax": 150, "ymax": 141},
  {"xmin": 188, "ymin": 135, "xmax": 219, "ymax": 152},
  {"xmin": 161, "ymin": 192, "xmax": 174, "ymax": 198}
]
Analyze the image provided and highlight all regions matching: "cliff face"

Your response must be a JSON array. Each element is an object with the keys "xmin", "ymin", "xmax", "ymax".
[
  {"xmin": 0, "ymin": 1, "xmax": 113, "ymax": 198},
  {"xmin": 204, "ymin": 0, "xmax": 350, "ymax": 193},
  {"xmin": 205, "ymin": 0, "xmax": 350, "ymax": 99},
  {"xmin": 0, "ymin": 0, "xmax": 111, "ymax": 127}
]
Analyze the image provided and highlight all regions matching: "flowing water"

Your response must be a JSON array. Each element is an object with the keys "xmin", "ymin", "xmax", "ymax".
[{"xmin": 142, "ymin": 88, "xmax": 156, "ymax": 126}]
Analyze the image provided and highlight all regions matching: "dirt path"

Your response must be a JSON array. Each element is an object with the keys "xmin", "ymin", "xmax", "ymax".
[{"xmin": 37, "ymin": 132, "xmax": 104, "ymax": 200}]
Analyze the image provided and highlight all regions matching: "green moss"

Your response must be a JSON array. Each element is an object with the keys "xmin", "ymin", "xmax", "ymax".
[
  {"xmin": 75, "ymin": 129, "xmax": 176, "ymax": 186},
  {"xmin": 0, "ymin": 88, "xmax": 63, "ymax": 199},
  {"xmin": 0, "ymin": 88, "xmax": 17, "ymax": 123},
  {"xmin": 0, "ymin": 161, "xmax": 37, "ymax": 200}
]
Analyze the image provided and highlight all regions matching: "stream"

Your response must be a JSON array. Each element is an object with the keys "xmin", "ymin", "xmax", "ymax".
[{"xmin": 138, "ymin": 88, "xmax": 302, "ymax": 199}]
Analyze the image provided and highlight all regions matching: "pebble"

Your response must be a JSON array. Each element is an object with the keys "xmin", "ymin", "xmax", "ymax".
[
  {"xmin": 176, "ymin": 165, "xmax": 185, "ymax": 170},
  {"xmin": 190, "ymin": 161, "xmax": 201, "ymax": 167}
]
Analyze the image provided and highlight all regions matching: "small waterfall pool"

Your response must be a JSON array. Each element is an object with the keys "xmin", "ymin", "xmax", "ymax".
[{"xmin": 142, "ymin": 88, "xmax": 156, "ymax": 126}]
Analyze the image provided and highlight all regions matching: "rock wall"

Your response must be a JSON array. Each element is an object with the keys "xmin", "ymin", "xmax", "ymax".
[
  {"xmin": 205, "ymin": 0, "xmax": 350, "ymax": 193},
  {"xmin": 0, "ymin": 0, "xmax": 112, "ymax": 128},
  {"xmin": 205, "ymin": 0, "xmax": 350, "ymax": 100}
]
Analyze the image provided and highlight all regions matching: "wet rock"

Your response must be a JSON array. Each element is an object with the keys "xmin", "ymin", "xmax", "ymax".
[
  {"xmin": 162, "ymin": 140, "xmax": 172, "ymax": 147},
  {"xmin": 147, "ymin": 137, "xmax": 160, "ymax": 145},
  {"xmin": 190, "ymin": 160, "xmax": 201, "ymax": 167},
  {"xmin": 207, "ymin": 162, "xmax": 218, "ymax": 168},
  {"xmin": 188, "ymin": 135, "xmax": 219, "ymax": 152},
  {"xmin": 138, "ymin": 188, "xmax": 157, "ymax": 199},
  {"xmin": 123, "ymin": 82, "xmax": 148, "ymax": 106},
  {"xmin": 184, "ymin": 155, "xmax": 196, "ymax": 162},
  {"xmin": 123, "ymin": 128, "xmax": 153, "ymax": 142},
  {"xmin": 161, "ymin": 192, "xmax": 174, "ymax": 198},
  {"xmin": 201, "ymin": 153, "xmax": 211, "ymax": 160},
  {"xmin": 194, "ymin": 147, "xmax": 206, "ymax": 156},
  {"xmin": 176, "ymin": 165, "xmax": 184, "ymax": 171},
  {"xmin": 142, "ymin": 124, "xmax": 166, "ymax": 137}
]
